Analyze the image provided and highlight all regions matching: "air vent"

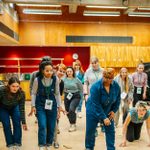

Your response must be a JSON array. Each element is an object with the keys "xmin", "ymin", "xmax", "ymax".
[
  {"xmin": 66, "ymin": 36, "xmax": 133, "ymax": 43},
  {"xmin": 0, "ymin": 22, "xmax": 19, "ymax": 41}
]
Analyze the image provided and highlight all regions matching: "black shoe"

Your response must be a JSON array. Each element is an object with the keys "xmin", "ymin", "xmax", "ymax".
[{"xmin": 54, "ymin": 142, "xmax": 59, "ymax": 149}]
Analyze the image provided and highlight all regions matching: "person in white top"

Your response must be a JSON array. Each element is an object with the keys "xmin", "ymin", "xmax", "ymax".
[
  {"xmin": 114, "ymin": 68, "xmax": 134, "ymax": 127},
  {"xmin": 84, "ymin": 56, "xmax": 103, "ymax": 101}
]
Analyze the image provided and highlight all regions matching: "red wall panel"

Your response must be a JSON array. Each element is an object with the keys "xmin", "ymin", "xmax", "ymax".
[{"xmin": 0, "ymin": 46, "xmax": 90, "ymax": 73}]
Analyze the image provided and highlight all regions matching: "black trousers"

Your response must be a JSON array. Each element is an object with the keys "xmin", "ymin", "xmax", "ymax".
[
  {"xmin": 133, "ymin": 86, "xmax": 144, "ymax": 107},
  {"xmin": 126, "ymin": 121, "xmax": 143, "ymax": 142},
  {"xmin": 64, "ymin": 92, "xmax": 80, "ymax": 124}
]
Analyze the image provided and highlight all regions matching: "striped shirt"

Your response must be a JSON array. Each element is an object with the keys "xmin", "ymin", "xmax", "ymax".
[
  {"xmin": 0, "ymin": 86, "xmax": 26, "ymax": 124},
  {"xmin": 132, "ymin": 72, "xmax": 147, "ymax": 87},
  {"xmin": 129, "ymin": 108, "xmax": 150, "ymax": 124}
]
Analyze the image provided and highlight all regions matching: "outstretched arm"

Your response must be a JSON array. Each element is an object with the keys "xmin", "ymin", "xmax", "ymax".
[
  {"xmin": 120, "ymin": 113, "xmax": 131, "ymax": 147},
  {"xmin": 146, "ymin": 116, "xmax": 150, "ymax": 146}
]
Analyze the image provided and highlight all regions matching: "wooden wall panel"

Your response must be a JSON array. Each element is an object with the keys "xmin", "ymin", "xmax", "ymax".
[
  {"xmin": 19, "ymin": 22, "xmax": 150, "ymax": 46},
  {"xmin": 19, "ymin": 23, "xmax": 45, "ymax": 45},
  {"xmin": 45, "ymin": 23, "xmax": 66, "ymax": 46},
  {"xmin": 91, "ymin": 46, "xmax": 150, "ymax": 69}
]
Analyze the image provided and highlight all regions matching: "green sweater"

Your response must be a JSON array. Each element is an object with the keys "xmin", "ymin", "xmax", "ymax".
[
  {"xmin": 0, "ymin": 86, "xmax": 26, "ymax": 124},
  {"xmin": 63, "ymin": 77, "xmax": 83, "ymax": 93}
]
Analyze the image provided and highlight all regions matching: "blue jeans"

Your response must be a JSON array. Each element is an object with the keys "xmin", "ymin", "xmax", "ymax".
[
  {"xmin": 85, "ymin": 113, "xmax": 115, "ymax": 150},
  {"xmin": 76, "ymin": 93, "xmax": 83, "ymax": 112},
  {"xmin": 0, "ymin": 105, "xmax": 22, "ymax": 147},
  {"xmin": 36, "ymin": 107, "xmax": 57, "ymax": 146}
]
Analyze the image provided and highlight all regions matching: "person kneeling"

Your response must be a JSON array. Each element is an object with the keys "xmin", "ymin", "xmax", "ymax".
[{"xmin": 120, "ymin": 101, "xmax": 150, "ymax": 147}]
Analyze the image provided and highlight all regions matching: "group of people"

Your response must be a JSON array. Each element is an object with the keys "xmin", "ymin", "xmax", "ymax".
[
  {"xmin": 0, "ymin": 56, "xmax": 149, "ymax": 150},
  {"xmin": 85, "ymin": 62, "xmax": 150, "ymax": 150}
]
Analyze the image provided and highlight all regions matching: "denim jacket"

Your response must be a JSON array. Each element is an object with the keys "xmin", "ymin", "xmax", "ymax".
[{"xmin": 86, "ymin": 78, "xmax": 121, "ymax": 121}]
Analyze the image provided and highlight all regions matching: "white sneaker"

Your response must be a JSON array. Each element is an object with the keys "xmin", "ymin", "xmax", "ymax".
[
  {"xmin": 15, "ymin": 146, "xmax": 21, "ymax": 150},
  {"xmin": 8, "ymin": 146, "xmax": 14, "ymax": 150},
  {"xmin": 53, "ymin": 142, "xmax": 59, "ymax": 149},
  {"xmin": 46, "ymin": 146, "xmax": 50, "ymax": 150},
  {"xmin": 68, "ymin": 124, "xmax": 76, "ymax": 132},
  {"xmin": 77, "ymin": 112, "xmax": 82, "ymax": 118},
  {"xmin": 39, "ymin": 147, "xmax": 45, "ymax": 150}
]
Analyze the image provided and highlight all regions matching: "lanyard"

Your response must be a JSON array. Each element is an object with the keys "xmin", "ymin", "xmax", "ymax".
[
  {"xmin": 45, "ymin": 87, "xmax": 51, "ymax": 99},
  {"xmin": 43, "ymin": 78, "xmax": 51, "ymax": 99},
  {"xmin": 94, "ymin": 71, "xmax": 100, "ymax": 81}
]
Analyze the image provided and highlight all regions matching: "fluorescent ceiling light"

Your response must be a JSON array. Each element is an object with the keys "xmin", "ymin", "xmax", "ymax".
[
  {"xmin": 138, "ymin": 7, "xmax": 150, "ymax": 11},
  {"xmin": 86, "ymin": 5, "xmax": 127, "ymax": 9},
  {"xmin": 128, "ymin": 12, "xmax": 150, "ymax": 17},
  {"xmin": 17, "ymin": 4, "xmax": 61, "ymax": 7},
  {"xmin": 23, "ymin": 9, "xmax": 62, "ymax": 15},
  {"xmin": 83, "ymin": 11, "xmax": 120, "ymax": 16}
]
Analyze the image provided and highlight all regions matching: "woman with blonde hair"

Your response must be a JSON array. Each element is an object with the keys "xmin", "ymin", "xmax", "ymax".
[
  {"xmin": 114, "ymin": 67, "xmax": 134, "ymax": 127},
  {"xmin": 73, "ymin": 60, "xmax": 84, "ymax": 77},
  {"xmin": 120, "ymin": 101, "xmax": 150, "ymax": 147},
  {"xmin": 73, "ymin": 60, "xmax": 84, "ymax": 118}
]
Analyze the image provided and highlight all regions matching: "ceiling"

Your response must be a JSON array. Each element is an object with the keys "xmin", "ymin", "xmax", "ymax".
[{"xmin": 3, "ymin": 0, "xmax": 150, "ymax": 23}]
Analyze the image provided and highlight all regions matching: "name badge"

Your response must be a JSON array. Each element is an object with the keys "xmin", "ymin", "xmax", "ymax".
[
  {"xmin": 137, "ymin": 87, "xmax": 142, "ymax": 94},
  {"xmin": 121, "ymin": 92, "xmax": 127, "ymax": 100},
  {"xmin": 45, "ymin": 99, "xmax": 53, "ymax": 110},
  {"xmin": 66, "ymin": 93, "xmax": 73, "ymax": 100}
]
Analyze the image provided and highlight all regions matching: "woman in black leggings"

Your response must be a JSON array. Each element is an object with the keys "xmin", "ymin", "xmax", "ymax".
[{"xmin": 120, "ymin": 101, "xmax": 150, "ymax": 147}]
